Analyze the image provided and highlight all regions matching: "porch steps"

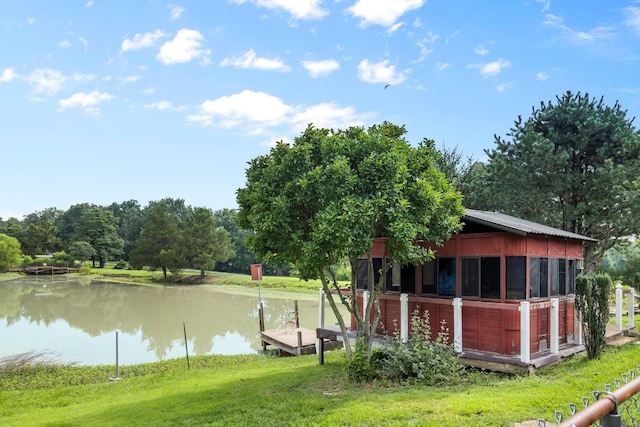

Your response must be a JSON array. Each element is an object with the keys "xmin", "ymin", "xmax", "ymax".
[{"xmin": 605, "ymin": 323, "xmax": 637, "ymax": 346}]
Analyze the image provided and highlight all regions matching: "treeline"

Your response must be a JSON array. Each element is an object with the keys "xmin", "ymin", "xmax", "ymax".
[{"xmin": 0, "ymin": 198, "xmax": 264, "ymax": 277}]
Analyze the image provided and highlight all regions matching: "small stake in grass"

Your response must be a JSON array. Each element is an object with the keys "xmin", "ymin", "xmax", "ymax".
[
  {"xmin": 110, "ymin": 331, "xmax": 121, "ymax": 381},
  {"xmin": 183, "ymin": 321, "xmax": 190, "ymax": 369}
]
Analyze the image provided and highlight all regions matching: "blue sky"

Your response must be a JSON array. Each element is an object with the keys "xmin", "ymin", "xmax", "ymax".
[{"xmin": 1, "ymin": 0, "xmax": 639, "ymax": 219}]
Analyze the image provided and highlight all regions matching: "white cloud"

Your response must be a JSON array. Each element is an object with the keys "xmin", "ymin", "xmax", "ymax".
[
  {"xmin": 121, "ymin": 30, "xmax": 166, "ymax": 53},
  {"xmin": 122, "ymin": 75, "xmax": 141, "ymax": 84},
  {"xmin": 187, "ymin": 89, "xmax": 372, "ymax": 135},
  {"xmin": 157, "ymin": 29, "xmax": 211, "ymax": 65},
  {"xmin": 624, "ymin": 6, "xmax": 640, "ymax": 35},
  {"xmin": 58, "ymin": 40, "xmax": 72, "ymax": 48},
  {"xmin": 536, "ymin": 71, "xmax": 549, "ymax": 81},
  {"xmin": 290, "ymin": 103, "xmax": 370, "ymax": 131},
  {"xmin": 496, "ymin": 82, "xmax": 515, "ymax": 92},
  {"xmin": 220, "ymin": 49, "xmax": 291, "ymax": 72},
  {"xmin": 347, "ymin": 0, "xmax": 425, "ymax": 27},
  {"xmin": 27, "ymin": 17, "xmax": 35, "ymax": 25},
  {"xmin": 413, "ymin": 33, "xmax": 439, "ymax": 63},
  {"xmin": 413, "ymin": 17, "xmax": 423, "ymax": 28},
  {"xmin": 0, "ymin": 68, "xmax": 16, "ymax": 83},
  {"xmin": 357, "ymin": 59, "xmax": 407, "ymax": 85},
  {"xmin": 543, "ymin": 13, "xmax": 616, "ymax": 43},
  {"xmin": 144, "ymin": 100, "xmax": 187, "ymax": 111},
  {"xmin": 229, "ymin": 0, "xmax": 327, "ymax": 20},
  {"xmin": 535, "ymin": 0, "xmax": 550, "ymax": 12},
  {"xmin": 168, "ymin": 4, "xmax": 185, "ymax": 19},
  {"xmin": 301, "ymin": 59, "xmax": 340, "ymax": 77},
  {"xmin": 58, "ymin": 90, "xmax": 114, "ymax": 115},
  {"xmin": 25, "ymin": 69, "xmax": 95, "ymax": 96},
  {"xmin": 469, "ymin": 59, "xmax": 511, "ymax": 78},
  {"xmin": 86, "ymin": 0, "xmax": 94, "ymax": 7},
  {"xmin": 188, "ymin": 90, "xmax": 291, "ymax": 127},
  {"xmin": 79, "ymin": 37, "xmax": 88, "ymax": 52},
  {"xmin": 143, "ymin": 88, "xmax": 156, "ymax": 95},
  {"xmin": 474, "ymin": 46, "xmax": 489, "ymax": 55},
  {"xmin": 436, "ymin": 62, "xmax": 452, "ymax": 71},
  {"xmin": 386, "ymin": 22, "xmax": 404, "ymax": 34}
]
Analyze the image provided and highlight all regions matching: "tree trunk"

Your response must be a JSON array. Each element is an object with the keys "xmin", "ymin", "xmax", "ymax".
[
  {"xmin": 162, "ymin": 266, "xmax": 167, "ymax": 279},
  {"xmin": 200, "ymin": 269, "xmax": 205, "ymax": 278}
]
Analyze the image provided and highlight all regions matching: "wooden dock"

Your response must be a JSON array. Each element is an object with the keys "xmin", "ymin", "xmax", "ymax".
[{"xmin": 260, "ymin": 327, "xmax": 342, "ymax": 356}]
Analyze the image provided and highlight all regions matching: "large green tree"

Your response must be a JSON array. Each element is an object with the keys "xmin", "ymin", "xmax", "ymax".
[
  {"xmin": 179, "ymin": 207, "xmax": 235, "ymax": 277},
  {"xmin": 129, "ymin": 204, "xmax": 180, "ymax": 278},
  {"xmin": 108, "ymin": 200, "xmax": 143, "ymax": 260},
  {"xmin": 21, "ymin": 208, "xmax": 62, "ymax": 255},
  {"xmin": 0, "ymin": 233, "xmax": 22, "ymax": 272},
  {"xmin": 73, "ymin": 207, "xmax": 124, "ymax": 268},
  {"xmin": 213, "ymin": 208, "xmax": 257, "ymax": 274},
  {"xmin": 237, "ymin": 122, "xmax": 463, "ymax": 360},
  {"xmin": 474, "ymin": 91, "xmax": 640, "ymax": 270}
]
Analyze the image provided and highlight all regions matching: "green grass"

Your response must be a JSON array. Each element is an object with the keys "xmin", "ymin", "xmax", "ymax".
[
  {"xmin": 71, "ymin": 265, "xmax": 329, "ymax": 293},
  {"xmin": 2, "ymin": 343, "xmax": 640, "ymax": 426}
]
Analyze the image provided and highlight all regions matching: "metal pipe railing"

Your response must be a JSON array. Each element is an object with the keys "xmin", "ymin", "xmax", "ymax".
[{"xmin": 558, "ymin": 375, "xmax": 640, "ymax": 426}]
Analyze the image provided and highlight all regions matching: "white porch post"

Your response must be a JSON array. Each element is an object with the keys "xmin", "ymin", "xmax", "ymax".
[
  {"xmin": 616, "ymin": 283, "xmax": 623, "ymax": 331},
  {"xmin": 629, "ymin": 288, "xmax": 635, "ymax": 327},
  {"xmin": 574, "ymin": 302, "xmax": 583, "ymax": 345},
  {"xmin": 362, "ymin": 290, "xmax": 370, "ymax": 320},
  {"xmin": 519, "ymin": 301, "xmax": 530, "ymax": 364},
  {"xmin": 400, "ymin": 293, "xmax": 408, "ymax": 343},
  {"xmin": 452, "ymin": 298, "xmax": 463, "ymax": 353},
  {"xmin": 550, "ymin": 298, "xmax": 559, "ymax": 355}
]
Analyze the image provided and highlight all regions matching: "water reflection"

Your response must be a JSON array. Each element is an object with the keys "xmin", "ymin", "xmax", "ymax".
[{"xmin": 0, "ymin": 277, "xmax": 346, "ymax": 365}]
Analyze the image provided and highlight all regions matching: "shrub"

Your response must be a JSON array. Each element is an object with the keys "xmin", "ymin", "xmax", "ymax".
[
  {"xmin": 114, "ymin": 260, "xmax": 129, "ymax": 270},
  {"xmin": 78, "ymin": 265, "xmax": 92, "ymax": 275},
  {"xmin": 374, "ymin": 308, "xmax": 465, "ymax": 385},
  {"xmin": 345, "ymin": 338, "xmax": 378, "ymax": 382},
  {"xmin": 575, "ymin": 273, "xmax": 611, "ymax": 360}
]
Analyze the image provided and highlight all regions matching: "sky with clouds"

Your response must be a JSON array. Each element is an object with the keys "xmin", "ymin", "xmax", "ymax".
[{"xmin": 1, "ymin": 0, "xmax": 640, "ymax": 219}]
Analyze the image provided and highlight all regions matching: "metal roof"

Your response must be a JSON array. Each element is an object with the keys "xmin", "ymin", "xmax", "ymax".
[{"xmin": 463, "ymin": 209, "xmax": 597, "ymax": 242}]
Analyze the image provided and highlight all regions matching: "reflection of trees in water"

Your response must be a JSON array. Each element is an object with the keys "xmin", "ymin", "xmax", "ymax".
[{"xmin": 2, "ymin": 279, "xmax": 327, "ymax": 360}]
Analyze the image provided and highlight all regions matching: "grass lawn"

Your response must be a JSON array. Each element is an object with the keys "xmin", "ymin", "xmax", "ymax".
[
  {"xmin": 78, "ymin": 264, "xmax": 328, "ymax": 293},
  {"xmin": 2, "ymin": 342, "xmax": 640, "ymax": 426}
]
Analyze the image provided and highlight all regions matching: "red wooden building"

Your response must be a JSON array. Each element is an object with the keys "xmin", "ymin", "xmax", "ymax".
[{"xmin": 354, "ymin": 209, "xmax": 597, "ymax": 371}]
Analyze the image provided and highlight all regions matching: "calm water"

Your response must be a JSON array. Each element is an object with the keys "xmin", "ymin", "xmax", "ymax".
[{"xmin": 0, "ymin": 277, "xmax": 346, "ymax": 365}]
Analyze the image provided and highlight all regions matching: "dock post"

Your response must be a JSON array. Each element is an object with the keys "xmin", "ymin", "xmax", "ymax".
[
  {"xmin": 259, "ymin": 302, "xmax": 266, "ymax": 351},
  {"xmin": 297, "ymin": 330, "xmax": 303, "ymax": 355},
  {"xmin": 294, "ymin": 300, "xmax": 299, "ymax": 328},
  {"xmin": 316, "ymin": 289, "xmax": 325, "ymax": 357}
]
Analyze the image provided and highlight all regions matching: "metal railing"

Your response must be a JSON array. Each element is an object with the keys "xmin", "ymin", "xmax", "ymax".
[{"xmin": 539, "ymin": 367, "xmax": 640, "ymax": 426}]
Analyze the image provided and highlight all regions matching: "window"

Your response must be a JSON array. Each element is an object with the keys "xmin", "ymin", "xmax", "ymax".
[
  {"xmin": 530, "ymin": 257, "xmax": 548, "ymax": 298},
  {"xmin": 438, "ymin": 258, "xmax": 456, "ymax": 297},
  {"xmin": 461, "ymin": 257, "xmax": 501, "ymax": 299},
  {"xmin": 421, "ymin": 259, "xmax": 437, "ymax": 295},
  {"xmin": 384, "ymin": 261, "xmax": 416, "ymax": 294},
  {"xmin": 506, "ymin": 256, "xmax": 526, "ymax": 299},
  {"xmin": 550, "ymin": 259, "xmax": 559, "ymax": 296},
  {"xmin": 357, "ymin": 257, "xmax": 385, "ymax": 290},
  {"xmin": 567, "ymin": 260, "xmax": 576, "ymax": 294},
  {"xmin": 400, "ymin": 264, "xmax": 416, "ymax": 294}
]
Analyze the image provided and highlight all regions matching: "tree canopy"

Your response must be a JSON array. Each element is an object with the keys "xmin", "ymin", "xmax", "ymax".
[
  {"xmin": 471, "ymin": 91, "xmax": 640, "ymax": 270},
  {"xmin": 237, "ymin": 122, "xmax": 463, "ymax": 360},
  {"xmin": 0, "ymin": 233, "xmax": 22, "ymax": 272}
]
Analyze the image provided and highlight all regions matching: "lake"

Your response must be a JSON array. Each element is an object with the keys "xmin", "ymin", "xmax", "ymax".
[{"xmin": 0, "ymin": 276, "xmax": 347, "ymax": 366}]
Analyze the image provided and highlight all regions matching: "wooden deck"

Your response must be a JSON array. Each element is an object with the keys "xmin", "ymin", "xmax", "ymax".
[{"xmin": 260, "ymin": 327, "xmax": 343, "ymax": 356}]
